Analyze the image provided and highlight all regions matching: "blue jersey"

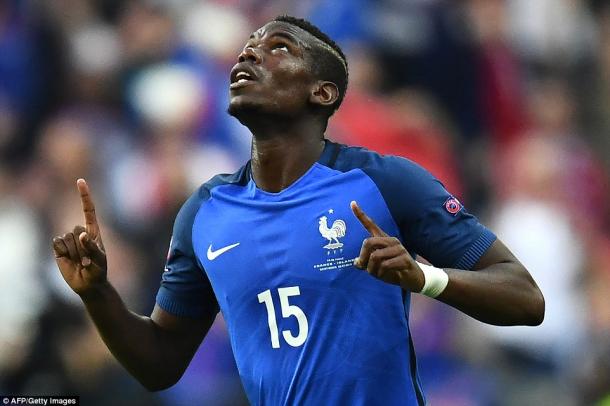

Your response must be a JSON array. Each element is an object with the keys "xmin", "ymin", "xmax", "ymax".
[{"xmin": 156, "ymin": 141, "xmax": 496, "ymax": 405}]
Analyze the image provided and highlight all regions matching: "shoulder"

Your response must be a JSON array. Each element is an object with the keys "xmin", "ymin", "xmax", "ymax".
[
  {"xmin": 328, "ymin": 141, "xmax": 456, "ymax": 233},
  {"xmin": 175, "ymin": 163, "xmax": 250, "ymax": 228},
  {"xmin": 201, "ymin": 163, "xmax": 250, "ymax": 195},
  {"xmin": 332, "ymin": 142, "xmax": 433, "ymax": 178},
  {"xmin": 330, "ymin": 141, "xmax": 441, "ymax": 195}
]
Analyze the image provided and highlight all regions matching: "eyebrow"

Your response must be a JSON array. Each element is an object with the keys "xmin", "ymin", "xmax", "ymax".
[
  {"xmin": 268, "ymin": 32, "xmax": 299, "ymax": 44},
  {"xmin": 248, "ymin": 31, "xmax": 308, "ymax": 48}
]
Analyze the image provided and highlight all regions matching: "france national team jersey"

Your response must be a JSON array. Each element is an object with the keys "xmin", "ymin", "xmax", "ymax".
[{"xmin": 156, "ymin": 140, "xmax": 496, "ymax": 406}]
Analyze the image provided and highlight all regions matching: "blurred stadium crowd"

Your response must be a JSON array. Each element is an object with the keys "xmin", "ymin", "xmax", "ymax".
[{"xmin": 1, "ymin": 0, "xmax": 609, "ymax": 405}]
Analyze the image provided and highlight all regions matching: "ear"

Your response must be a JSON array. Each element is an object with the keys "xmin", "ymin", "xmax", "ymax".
[{"xmin": 309, "ymin": 81, "xmax": 339, "ymax": 108}]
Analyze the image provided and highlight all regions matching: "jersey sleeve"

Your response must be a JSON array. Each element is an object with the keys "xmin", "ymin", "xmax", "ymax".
[
  {"xmin": 155, "ymin": 189, "xmax": 219, "ymax": 319},
  {"xmin": 363, "ymin": 154, "xmax": 496, "ymax": 269}
]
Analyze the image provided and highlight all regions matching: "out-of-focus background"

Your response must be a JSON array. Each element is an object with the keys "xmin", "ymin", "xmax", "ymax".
[{"xmin": 1, "ymin": 0, "xmax": 609, "ymax": 405}]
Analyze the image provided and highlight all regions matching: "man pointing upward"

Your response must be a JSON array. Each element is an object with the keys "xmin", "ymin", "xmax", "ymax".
[{"xmin": 53, "ymin": 15, "xmax": 544, "ymax": 405}]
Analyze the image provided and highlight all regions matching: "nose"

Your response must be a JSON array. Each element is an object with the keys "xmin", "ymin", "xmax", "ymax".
[{"xmin": 238, "ymin": 46, "xmax": 262, "ymax": 64}]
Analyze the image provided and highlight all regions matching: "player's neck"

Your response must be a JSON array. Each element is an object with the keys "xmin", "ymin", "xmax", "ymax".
[{"xmin": 250, "ymin": 122, "xmax": 325, "ymax": 193}]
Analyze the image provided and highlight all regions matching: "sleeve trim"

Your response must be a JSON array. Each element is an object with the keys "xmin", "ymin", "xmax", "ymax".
[
  {"xmin": 155, "ymin": 289, "xmax": 209, "ymax": 319},
  {"xmin": 453, "ymin": 228, "xmax": 497, "ymax": 270}
]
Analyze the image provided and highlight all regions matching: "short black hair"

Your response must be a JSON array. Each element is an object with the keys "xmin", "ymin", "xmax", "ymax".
[{"xmin": 274, "ymin": 15, "xmax": 348, "ymax": 117}]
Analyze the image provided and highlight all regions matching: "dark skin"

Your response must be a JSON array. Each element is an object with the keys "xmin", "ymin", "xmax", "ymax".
[
  {"xmin": 227, "ymin": 22, "xmax": 339, "ymax": 192},
  {"xmin": 52, "ymin": 21, "xmax": 544, "ymax": 391},
  {"xmin": 350, "ymin": 202, "xmax": 544, "ymax": 326}
]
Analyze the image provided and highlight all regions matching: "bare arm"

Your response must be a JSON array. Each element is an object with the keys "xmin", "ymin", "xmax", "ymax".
[
  {"xmin": 81, "ymin": 284, "xmax": 213, "ymax": 391},
  {"xmin": 52, "ymin": 179, "xmax": 214, "ymax": 391},
  {"xmin": 351, "ymin": 201, "xmax": 544, "ymax": 326},
  {"xmin": 436, "ymin": 239, "xmax": 544, "ymax": 325}
]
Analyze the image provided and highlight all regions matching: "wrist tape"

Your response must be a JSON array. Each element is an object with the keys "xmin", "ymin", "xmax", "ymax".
[{"xmin": 417, "ymin": 262, "xmax": 449, "ymax": 298}]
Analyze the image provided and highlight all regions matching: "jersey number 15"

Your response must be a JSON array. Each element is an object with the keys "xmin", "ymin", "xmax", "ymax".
[{"xmin": 258, "ymin": 286, "xmax": 309, "ymax": 349}]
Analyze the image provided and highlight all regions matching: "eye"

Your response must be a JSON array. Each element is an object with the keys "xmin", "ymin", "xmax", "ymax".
[{"xmin": 272, "ymin": 43, "xmax": 289, "ymax": 52}]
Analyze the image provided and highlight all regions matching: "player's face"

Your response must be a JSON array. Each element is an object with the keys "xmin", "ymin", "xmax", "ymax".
[{"xmin": 228, "ymin": 22, "xmax": 317, "ymax": 120}]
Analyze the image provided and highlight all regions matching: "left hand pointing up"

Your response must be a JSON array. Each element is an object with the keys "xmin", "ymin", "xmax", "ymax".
[{"xmin": 350, "ymin": 201, "xmax": 425, "ymax": 292}]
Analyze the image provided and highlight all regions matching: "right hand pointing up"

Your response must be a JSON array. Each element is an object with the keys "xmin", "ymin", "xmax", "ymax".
[{"xmin": 52, "ymin": 178, "xmax": 107, "ymax": 297}]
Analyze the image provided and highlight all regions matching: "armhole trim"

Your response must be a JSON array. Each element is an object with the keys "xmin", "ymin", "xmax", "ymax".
[{"xmin": 453, "ymin": 228, "xmax": 497, "ymax": 270}]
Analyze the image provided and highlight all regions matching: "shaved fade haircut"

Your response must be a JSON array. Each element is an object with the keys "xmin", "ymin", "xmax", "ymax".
[{"xmin": 274, "ymin": 15, "xmax": 349, "ymax": 118}]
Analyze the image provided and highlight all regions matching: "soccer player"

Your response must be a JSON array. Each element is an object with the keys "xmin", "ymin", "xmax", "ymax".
[{"xmin": 52, "ymin": 16, "xmax": 544, "ymax": 405}]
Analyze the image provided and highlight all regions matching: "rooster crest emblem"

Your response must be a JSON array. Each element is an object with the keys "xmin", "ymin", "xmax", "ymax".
[{"xmin": 318, "ymin": 214, "xmax": 347, "ymax": 249}]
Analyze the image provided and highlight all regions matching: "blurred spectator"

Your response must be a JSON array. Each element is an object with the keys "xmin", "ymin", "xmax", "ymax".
[
  {"xmin": 580, "ymin": 4, "xmax": 610, "ymax": 172},
  {"xmin": 485, "ymin": 136, "xmax": 587, "ymax": 406},
  {"xmin": 330, "ymin": 45, "xmax": 463, "ymax": 195},
  {"xmin": 576, "ymin": 236, "xmax": 610, "ymax": 404},
  {"xmin": 480, "ymin": 75, "xmax": 610, "ymax": 404},
  {"xmin": 363, "ymin": 1, "xmax": 485, "ymax": 143},
  {"xmin": 507, "ymin": 0, "xmax": 597, "ymax": 70},
  {"xmin": 0, "ymin": 165, "xmax": 47, "ymax": 380},
  {"xmin": 467, "ymin": 0, "xmax": 529, "ymax": 147},
  {"xmin": 0, "ymin": 0, "xmax": 66, "ymax": 163}
]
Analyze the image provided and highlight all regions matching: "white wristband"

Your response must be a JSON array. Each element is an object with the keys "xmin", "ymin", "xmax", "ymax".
[{"xmin": 417, "ymin": 262, "xmax": 449, "ymax": 298}]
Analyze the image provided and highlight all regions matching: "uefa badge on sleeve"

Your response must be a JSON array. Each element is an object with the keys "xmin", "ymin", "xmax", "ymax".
[{"xmin": 444, "ymin": 196, "xmax": 463, "ymax": 215}]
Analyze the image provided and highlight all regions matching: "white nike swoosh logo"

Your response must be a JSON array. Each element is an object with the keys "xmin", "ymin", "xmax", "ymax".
[{"xmin": 207, "ymin": 242, "xmax": 240, "ymax": 260}]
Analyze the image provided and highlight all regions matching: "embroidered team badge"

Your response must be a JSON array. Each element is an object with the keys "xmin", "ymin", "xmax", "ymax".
[
  {"xmin": 444, "ymin": 197, "xmax": 463, "ymax": 215},
  {"xmin": 318, "ymin": 210, "xmax": 347, "ymax": 249},
  {"xmin": 313, "ymin": 209, "xmax": 353, "ymax": 272}
]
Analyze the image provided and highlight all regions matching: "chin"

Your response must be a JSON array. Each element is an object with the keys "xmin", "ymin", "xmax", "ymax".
[
  {"xmin": 228, "ymin": 97, "xmax": 255, "ymax": 114},
  {"xmin": 227, "ymin": 95, "xmax": 277, "ymax": 123},
  {"xmin": 228, "ymin": 100, "xmax": 260, "ymax": 123}
]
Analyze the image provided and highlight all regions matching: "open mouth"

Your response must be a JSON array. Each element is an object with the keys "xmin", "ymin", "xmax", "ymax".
[{"xmin": 230, "ymin": 69, "xmax": 256, "ymax": 89}]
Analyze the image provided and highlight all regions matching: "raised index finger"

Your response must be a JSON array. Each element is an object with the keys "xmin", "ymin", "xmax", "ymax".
[
  {"xmin": 77, "ymin": 178, "xmax": 98, "ymax": 235},
  {"xmin": 350, "ymin": 200, "xmax": 387, "ymax": 237}
]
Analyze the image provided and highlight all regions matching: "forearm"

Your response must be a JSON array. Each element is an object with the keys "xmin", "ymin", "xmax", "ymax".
[
  {"xmin": 53, "ymin": 180, "xmax": 208, "ymax": 390},
  {"xmin": 435, "ymin": 262, "xmax": 545, "ymax": 326},
  {"xmin": 81, "ymin": 282, "xmax": 179, "ymax": 390},
  {"xmin": 351, "ymin": 201, "xmax": 545, "ymax": 326}
]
